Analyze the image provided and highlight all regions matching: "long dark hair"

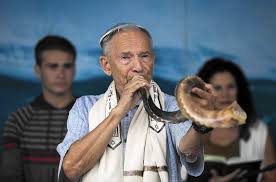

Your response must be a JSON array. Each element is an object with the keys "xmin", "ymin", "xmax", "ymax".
[{"xmin": 197, "ymin": 57, "xmax": 257, "ymax": 141}]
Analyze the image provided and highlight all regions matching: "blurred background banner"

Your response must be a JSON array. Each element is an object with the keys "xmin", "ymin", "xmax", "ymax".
[{"xmin": 1, "ymin": 0, "xmax": 276, "ymax": 144}]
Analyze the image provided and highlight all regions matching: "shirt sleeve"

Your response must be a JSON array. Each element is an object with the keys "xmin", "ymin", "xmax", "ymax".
[
  {"xmin": 165, "ymin": 94, "xmax": 204, "ymax": 177},
  {"xmin": 1, "ymin": 111, "xmax": 25, "ymax": 182},
  {"xmin": 56, "ymin": 98, "xmax": 89, "ymax": 158},
  {"xmin": 56, "ymin": 96, "xmax": 93, "ymax": 181},
  {"xmin": 168, "ymin": 121, "xmax": 204, "ymax": 177}
]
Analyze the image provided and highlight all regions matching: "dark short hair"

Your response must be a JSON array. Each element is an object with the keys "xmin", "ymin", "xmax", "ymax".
[
  {"xmin": 35, "ymin": 35, "xmax": 76, "ymax": 66},
  {"xmin": 197, "ymin": 57, "xmax": 257, "ymax": 141}
]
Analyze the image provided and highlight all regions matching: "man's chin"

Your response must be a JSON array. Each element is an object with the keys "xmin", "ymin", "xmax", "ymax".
[
  {"xmin": 55, "ymin": 92, "xmax": 68, "ymax": 96},
  {"xmin": 50, "ymin": 89, "xmax": 70, "ymax": 96}
]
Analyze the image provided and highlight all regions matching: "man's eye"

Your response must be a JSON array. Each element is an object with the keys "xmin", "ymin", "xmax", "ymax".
[
  {"xmin": 64, "ymin": 63, "xmax": 74, "ymax": 69},
  {"xmin": 47, "ymin": 64, "xmax": 58, "ymax": 69},
  {"xmin": 121, "ymin": 56, "xmax": 130, "ymax": 59},
  {"xmin": 141, "ymin": 54, "xmax": 149, "ymax": 58},
  {"xmin": 228, "ymin": 84, "xmax": 236, "ymax": 89}
]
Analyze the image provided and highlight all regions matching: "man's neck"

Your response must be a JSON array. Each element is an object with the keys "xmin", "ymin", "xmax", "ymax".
[{"xmin": 43, "ymin": 91, "xmax": 74, "ymax": 109}]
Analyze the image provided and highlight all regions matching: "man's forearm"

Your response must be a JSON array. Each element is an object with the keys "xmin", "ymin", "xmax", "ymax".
[
  {"xmin": 62, "ymin": 107, "xmax": 124, "ymax": 181},
  {"xmin": 179, "ymin": 127, "xmax": 202, "ymax": 162}
]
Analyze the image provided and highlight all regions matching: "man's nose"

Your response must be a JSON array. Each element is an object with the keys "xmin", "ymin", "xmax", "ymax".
[
  {"xmin": 132, "ymin": 57, "xmax": 143, "ymax": 72},
  {"xmin": 57, "ymin": 66, "xmax": 65, "ymax": 78}
]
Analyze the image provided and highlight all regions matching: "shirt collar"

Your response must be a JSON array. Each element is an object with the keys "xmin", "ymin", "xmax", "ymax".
[{"xmin": 31, "ymin": 94, "xmax": 76, "ymax": 110}]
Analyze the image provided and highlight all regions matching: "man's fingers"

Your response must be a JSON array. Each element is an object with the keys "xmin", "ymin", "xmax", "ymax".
[
  {"xmin": 131, "ymin": 75, "xmax": 149, "ymax": 84},
  {"xmin": 192, "ymin": 87, "xmax": 211, "ymax": 100},
  {"xmin": 205, "ymin": 84, "xmax": 217, "ymax": 96},
  {"xmin": 124, "ymin": 78, "xmax": 150, "ymax": 96},
  {"xmin": 190, "ymin": 96, "xmax": 208, "ymax": 106},
  {"xmin": 125, "ymin": 77, "xmax": 150, "ymax": 92},
  {"xmin": 192, "ymin": 86, "xmax": 217, "ymax": 110},
  {"xmin": 126, "ymin": 82, "xmax": 149, "ymax": 94},
  {"xmin": 117, "ymin": 76, "xmax": 151, "ymax": 112}
]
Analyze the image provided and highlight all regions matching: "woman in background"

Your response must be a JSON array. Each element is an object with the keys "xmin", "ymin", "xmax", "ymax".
[{"xmin": 186, "ymin": 57, "xmax": 276, "ymax": 182}]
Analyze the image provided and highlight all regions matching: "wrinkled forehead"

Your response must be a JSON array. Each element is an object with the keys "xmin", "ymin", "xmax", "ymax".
[
  {"xmin": 113, "ymin": 30, "xmax": 152, "ymax": 47},
  {"xmin": 103, "ymin": 32, "xmax": 153, "ymax": 58}
]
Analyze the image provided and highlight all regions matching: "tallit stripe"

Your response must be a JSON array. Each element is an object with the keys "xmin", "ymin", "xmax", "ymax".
[
  {"xmin": 144, "ymin": 166, "xmax": 168, "ymax": 172},
  {"xmin": 123, "ymin": 170, "xmax": 143, "ymax": 176},
  {"xmin": 123, "ymin": 166, "xmax": 168, "ymax": 176}
]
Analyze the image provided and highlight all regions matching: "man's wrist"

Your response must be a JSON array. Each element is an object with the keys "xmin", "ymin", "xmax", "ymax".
[{"xmin": 192, "ymin": 123, "xmax": 213, "ymax": 134}]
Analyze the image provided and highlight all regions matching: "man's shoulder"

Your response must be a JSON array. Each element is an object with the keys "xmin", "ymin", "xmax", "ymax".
[
  {"xmin": 76, "ymin": 94, "xmax": 103, "ymax": 104},
  {"xmin": 4, "ymin": 102, "xmax": 33, "ymax": 132},
  {"xmin": 164, "ymin": 93, "xmax": 176, "ymax": 102},
  {"xmin": 163, "ymin": 93, "xmax": 178, "ymax": 112},
  {"xmin": 9, "ymin": 102, "xmax": 33, "ymax": 117},
  {"xmin": 73, "ymin": 94, "xmax": 104, "ymax": 112}
]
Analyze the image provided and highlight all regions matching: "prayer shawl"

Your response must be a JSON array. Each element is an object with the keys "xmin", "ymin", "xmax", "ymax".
[{"xmin": 83, "ymin": 81, "xmax": 168, "ymax": 182}]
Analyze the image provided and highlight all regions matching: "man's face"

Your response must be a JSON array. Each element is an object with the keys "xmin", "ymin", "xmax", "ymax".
[
  {"xmin": 101, "ymin": 30, "xmax": 155, "ymax": 94},
  {"xmin": 35, "ymin": 50, "xmax": 75, "ymax": 96}
]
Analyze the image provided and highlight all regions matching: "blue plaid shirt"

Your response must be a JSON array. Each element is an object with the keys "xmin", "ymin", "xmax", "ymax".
[{"xmin": 57, "ymin": 93, "xmax": 204, "ymax": 181}]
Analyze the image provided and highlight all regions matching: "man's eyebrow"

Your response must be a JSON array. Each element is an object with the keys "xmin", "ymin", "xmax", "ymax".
[
  {"xmin": 45, "ymin": 62, "xmax": 74, "ymax": 66},
  {"xmin": 120, "ymin": 52, "xmax": 131, "ymax": 55},
  {"xmin": 64, "ymin": 62, "xmax": 74, "ymax": 65},
  {"xmin": 139, "ymin": 51, "xmax": 152, "ymax": 55},
  {"xmin": 45, "ymin": 62, "xmax": 73, "ymax": 64},
  {"xmin": 45, "ymin": 63, "xmax": 58, "ymax": 66}
]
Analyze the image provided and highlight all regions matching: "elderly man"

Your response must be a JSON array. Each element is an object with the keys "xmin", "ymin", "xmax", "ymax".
[{"xmin": 57, "ymin": 23, "xmax": 213, "ymax": 182}]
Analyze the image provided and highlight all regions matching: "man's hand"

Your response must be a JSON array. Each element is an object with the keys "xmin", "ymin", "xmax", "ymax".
[
  {"xmin": 116, "ymin": 75, "xmax": 150, "ymax": 116},
  {"xmin": 190, "ymin": 83, "xmax": 242, "ymax": 128},
  {"xmin": 62, "ymin": 76, "xmax": 151, "ymax": 181},
  {"xmin": 191, "ymin": 83, "xmax": 217, "ymax": 110}
]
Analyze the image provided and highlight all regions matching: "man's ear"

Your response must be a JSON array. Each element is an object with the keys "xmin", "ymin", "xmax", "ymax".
[
  {"xmin": 99, "ymin": 56, "xmax": 112, "ymax": 76},
  {"xmin": 34, "ymin": 64, "xmax": 42, "ymax": 80}
]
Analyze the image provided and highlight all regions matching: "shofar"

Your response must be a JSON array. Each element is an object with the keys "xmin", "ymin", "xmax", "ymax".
[
  {"xmin": 141, "ymin": 76, "xmax": 247, "ymax": 128},
  {"xmin": 176, "ymin": 76, "xmax": 246, "ymax": 128}
]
